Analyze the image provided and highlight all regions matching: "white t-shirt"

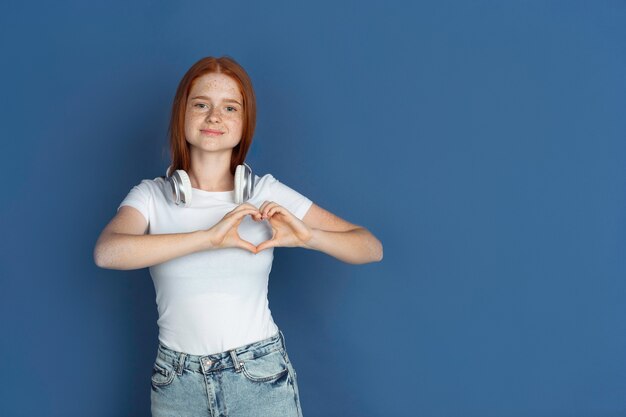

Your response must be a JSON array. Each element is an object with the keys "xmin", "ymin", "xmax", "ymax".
[{"xmin": 117, "ymin": 173, "xmax": 313, "ymax": 355}]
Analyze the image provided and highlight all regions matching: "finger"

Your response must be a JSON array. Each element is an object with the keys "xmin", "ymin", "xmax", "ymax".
[
  {"xmin": 231, "ymin": 207, "xmax": 259, "ymax": 219},
  {"xmin": 258, "ymin": 201, "xmax": 271, "ymax": 214},
  {"xmin": 237, "ymin": 238, "xmax": 258, "ymax": 253},
  {"xmin": 226, "ymin": 208, "xmax": 260, "ymax": 225},
  {"xmin": 231, "ymin": 203, "xmax": 258, "ymax": 215},
  {"xmin": 242, "ymin": 202, "xmax": 260, "ymax": 210},
  {"xmin": 266, "ymin": 205, "xmax": 286, "ymax": 218},
  {"xmin": 238, "ymin": 203, "xmax": 263, "ymax": 221},
  {"xmin": 260, "ymin": 201, "xmax": 278, "ymax": 218},
  {"xmin": 256, "ymin": 238, "xmax": 278, "ymax": 253}
]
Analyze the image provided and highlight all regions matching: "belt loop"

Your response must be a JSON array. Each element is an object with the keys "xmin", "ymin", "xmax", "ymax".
[
  {"xmin": 230, "ymin": 349, "xmax": 243, "ymax": 373},
  {"xmin": 176, "ymin": 353, "xmax": 186, "ymax": 376}
]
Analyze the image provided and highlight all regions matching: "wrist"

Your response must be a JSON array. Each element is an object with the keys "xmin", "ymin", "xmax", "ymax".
[
  {"xmin": 301, "ymin": 228, "xmax": 320, "ymax": 250},
  {"xmin": 197, "ymin": 229, "xmax": 215, "ymax": 251}
]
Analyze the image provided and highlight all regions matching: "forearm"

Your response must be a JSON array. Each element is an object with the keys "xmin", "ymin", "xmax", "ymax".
[
  {"xmin": 301, "ymin": 227, "xmax": 383, "ymax": 264},
  {"xmin": 94, "ymin": 230, "xmax": 212, "ymax": 270}
]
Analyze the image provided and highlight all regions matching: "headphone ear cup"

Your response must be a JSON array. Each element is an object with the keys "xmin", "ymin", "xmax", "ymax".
[
  {"xmin": 177, "ymin": 170, "xmax": 192, "ymax": 207},
  {"xmin": 234, "ymin": 164, "xmax": 245, "ymax": 204},
  {"xmin": 234, "ymin": 162, "xmax": 255, "ymax": 204},
  {"xmin": 166, "ymin": 169, "xmax": 193, "ymax": 207},
  {"xmin": 244, "ymin": 162, "xmax": 255, "ymax": 203}
]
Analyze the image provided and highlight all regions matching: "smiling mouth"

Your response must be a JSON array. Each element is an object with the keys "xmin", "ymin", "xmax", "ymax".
[{"xmin": 201, "ymin": 129, "xmax": 224, "ymax": 136}]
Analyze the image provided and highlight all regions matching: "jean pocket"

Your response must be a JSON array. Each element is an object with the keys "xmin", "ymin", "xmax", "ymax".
[
  {"xmin": 151, "ymin": 358, "xmax": 176, "ymax": 388},
  {"xmin": 240, "ymin": 349, "xmax": 289, "ymax": 383}
]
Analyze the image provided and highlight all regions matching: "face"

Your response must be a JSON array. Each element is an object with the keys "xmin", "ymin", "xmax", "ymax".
[{"xmin": 184, "ymin": 72, "xmax": 244, "ymax": 156}]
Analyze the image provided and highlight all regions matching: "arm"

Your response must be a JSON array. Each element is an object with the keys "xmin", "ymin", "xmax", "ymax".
[
  {"xmin": 299, "ymin": 203, "xmax": 383, "ymax": 265},
  {"xmin": 93, "ymin": 206, "xmax": 213, "ymax": 270},
  {"xmin": 302, "ymin": 226, "xmax": 382, "ymax": 265},
  {"xmin": 95, "ymin": 203, "xmax": 263, "ymax": 270},
  {"xmin": 256, "ymin": 201, "xmax": 383, "ymax": 265}
]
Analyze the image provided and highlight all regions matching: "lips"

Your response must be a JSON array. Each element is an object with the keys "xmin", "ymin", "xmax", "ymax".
[{"xmin": 201, "ymin": 129, "xmax": 224, "ymax": 135}]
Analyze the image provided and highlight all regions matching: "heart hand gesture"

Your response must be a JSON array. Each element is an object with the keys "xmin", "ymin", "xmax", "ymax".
[
  {"xmin": 207, "ymin": 203, "xmax": 263, "ymax": 253},
  {"xmin": 253, "ymin": 201, "xmax": 313, "ymax": 253}
]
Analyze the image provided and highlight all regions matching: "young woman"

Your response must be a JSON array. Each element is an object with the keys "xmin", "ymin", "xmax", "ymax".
[{"xmin": 94, "ymin": 56, "xmax": 383, "ymax": 417}]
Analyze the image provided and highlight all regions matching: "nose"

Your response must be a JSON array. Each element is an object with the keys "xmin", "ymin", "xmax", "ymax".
[{"xmin": 205, "ymin": 105, "xmax": 222, "ymax": 122}]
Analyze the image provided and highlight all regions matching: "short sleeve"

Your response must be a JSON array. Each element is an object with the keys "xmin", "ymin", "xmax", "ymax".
[
  {"xmin": 269, "ymin": 175, "xmax": 313, "ymax": 220},
  {"xmin": 117, "ymin": 180, "xmax": 152, "ymax": 225}
]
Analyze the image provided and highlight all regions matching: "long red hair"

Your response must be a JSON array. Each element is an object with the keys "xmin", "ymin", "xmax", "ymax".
[{"xmin": 167, "ymin": 56, "xmax": 257, "ymax": 176}]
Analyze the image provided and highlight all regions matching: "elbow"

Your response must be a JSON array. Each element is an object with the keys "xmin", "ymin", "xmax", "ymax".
[
  {"xmin": 93, "ymin": 241, "xmax": 112, "ymax": 269},
  {"xmin": 358, "ymin": 239, "xmax": 383, "ymax": 265},
  {"xmin": 358, "ymin": 228, "xmax": 383, "ymax": 263},
  {"xmin": 93, "ymin": 247, "xmax": 107, "ymax": 269},
  {"xmin": 364, "ymin": 233, "xmax": 383, "ymax": 264},
  {"xmin": 375, "ymin": 242, "xmax": 383, "ymax": 262}
]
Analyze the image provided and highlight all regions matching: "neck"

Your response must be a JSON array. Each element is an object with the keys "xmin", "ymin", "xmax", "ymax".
[{"xmin": 188, "ymin": 150, "xmax": 234, "ymax": 192}]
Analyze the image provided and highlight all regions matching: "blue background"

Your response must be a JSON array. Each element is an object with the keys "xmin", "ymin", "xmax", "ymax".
[{"xmin": 1, "ymin": 1, "xmax": 625, "ymax": 416}]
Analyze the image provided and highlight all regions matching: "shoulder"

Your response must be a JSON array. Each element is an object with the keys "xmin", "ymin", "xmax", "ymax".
[
  {"xmin": 120, "ymin": 176, "xmax": 168, "ymax": 204},
  {"xmin": 131, "ymin": 176, "xmax": 167, "ymax": 193},
  {"xmin": 253, "ymin": 173, "xmax": 297, "ymax": 196},
  {"xmin": 255, "ymin": 173, "xmax": 298, "ymax": 189},
  {"xmin": 254, "ymin": 173, "xmax": 277, "ymax": 185},
  {"xmin": 251, "ymin": 173, "xmax": 278, "ymax": 193}
]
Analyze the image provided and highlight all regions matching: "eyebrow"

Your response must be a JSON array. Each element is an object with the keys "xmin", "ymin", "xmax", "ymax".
[{"xmin": 190, "ymin": 96, "xmax": 242, "ymax": 105}]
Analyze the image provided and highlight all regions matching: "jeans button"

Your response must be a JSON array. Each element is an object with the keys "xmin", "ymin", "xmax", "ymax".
[{"xmin": 203, "ymin": 358, "xmax": 212, "ymax": 367}]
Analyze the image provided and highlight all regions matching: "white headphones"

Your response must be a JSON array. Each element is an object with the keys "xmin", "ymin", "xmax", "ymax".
[{"xmin": 164, "ymin": 162, "xmax": 256, "ymax": 207}]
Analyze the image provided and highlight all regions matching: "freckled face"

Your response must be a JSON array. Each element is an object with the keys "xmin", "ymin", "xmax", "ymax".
[{"xmin": 184, "ymin": 73, "xmax": 244, "ymax": 155}]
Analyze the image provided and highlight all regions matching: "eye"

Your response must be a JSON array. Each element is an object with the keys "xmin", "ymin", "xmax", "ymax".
[
  {"xmin": 194, "ymin": 103, "xmax": 208, "ymax": 109},
  {"xmin": 226, "ymin": 106, "xmax": 237, "ymax": 112}
]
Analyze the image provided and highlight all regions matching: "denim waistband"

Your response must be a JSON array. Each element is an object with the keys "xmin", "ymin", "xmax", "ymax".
[{"xmin": 156, "ymin": 330, "xmax": 288, "ymax": 375}]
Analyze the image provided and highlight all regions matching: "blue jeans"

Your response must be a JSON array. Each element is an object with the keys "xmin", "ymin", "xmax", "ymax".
[{"xmin": 150, "ymin": 329, "xmax": 304, "ymax": 417}]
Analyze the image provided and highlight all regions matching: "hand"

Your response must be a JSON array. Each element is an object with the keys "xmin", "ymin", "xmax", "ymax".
[
  {"xmin": 254, "ymin": 201, "xmax": 313, "ymax": 253},
  {"xmin": 207, "ymin": 203, "xmax": 263, "ymax": 253}
]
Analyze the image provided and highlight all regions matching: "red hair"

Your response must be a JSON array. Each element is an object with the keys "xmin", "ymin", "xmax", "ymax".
[{"xmin": 167, "ymin": 56, "xmax": 257, "ymax": 176}]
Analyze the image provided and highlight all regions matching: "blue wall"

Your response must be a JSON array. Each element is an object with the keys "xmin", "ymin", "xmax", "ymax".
[{"xmin": 1, "ymin": 1, "xmax": 624, "ymax": 416}]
